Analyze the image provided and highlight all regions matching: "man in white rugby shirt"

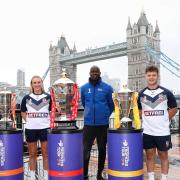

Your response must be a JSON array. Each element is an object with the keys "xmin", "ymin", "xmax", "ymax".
[
  {"xmin": 21, "ymin": 75, "xmax": 51, "ymax": 180},
  {"xmin": 138, "ymin": 66, "xmax": 177, "ymax": 180}
]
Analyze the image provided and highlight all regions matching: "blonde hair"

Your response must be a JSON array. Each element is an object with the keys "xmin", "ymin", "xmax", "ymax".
[{"xmin": 29, "ymin": 75, "xmax": 45, "ymax": 94}]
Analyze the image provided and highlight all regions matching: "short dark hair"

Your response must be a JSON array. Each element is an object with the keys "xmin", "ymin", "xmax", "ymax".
[{"xmin": 145, "ymin": 65, "xmax": 159, "ymax": 74}]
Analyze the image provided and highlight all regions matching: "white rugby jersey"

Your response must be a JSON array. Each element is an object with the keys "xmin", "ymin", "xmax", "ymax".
[
  {"xmin": 138, "ymin": 86, "xmax": 177, "ymax": 136},
  {"xmin": 21, "ymin": 93, "xmax": 51, "ymax": 129}
]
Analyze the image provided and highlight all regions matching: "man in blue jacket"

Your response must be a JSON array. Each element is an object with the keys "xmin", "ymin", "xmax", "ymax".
[{"xmin": 81, "ymin": 66, "xmax": 114, "ymax": 180}]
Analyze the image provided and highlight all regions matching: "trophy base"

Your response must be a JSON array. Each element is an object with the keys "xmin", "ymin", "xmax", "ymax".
[
  {"xmin": 0, "ymin": 121, "xmax": 15, "ymax": 130},
  {"xmin": 120, "ymin": 117, "xmax": 133, "ymax": 129},
  {"xmin": 53, "ymin": 120, "xmax": 78, "ymax": 130}
]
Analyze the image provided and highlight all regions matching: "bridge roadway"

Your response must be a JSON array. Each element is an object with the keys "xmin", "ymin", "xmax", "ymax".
[{"xmin": 60, "ymin": 42, "xmax": 127, "ymax": 64}]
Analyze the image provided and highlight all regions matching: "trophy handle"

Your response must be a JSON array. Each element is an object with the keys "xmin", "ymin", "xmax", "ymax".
[
  {"xmin": 50, "ymin": 87, "xmax": 56, "ymax": 128},
  {"xmin": 112, "ymin": 93, "xmax": 121, "ymax": 129},
  {"xmin": 133, "ymin": 92, "xmax": 141, "ymax": 129},
  {"xmin": 11, "ymin": 93, "xmax": 16, "ymax": 128},
  {"xmin": 70, "ymin": 84, "xmax": 79, "ymax": 121}
]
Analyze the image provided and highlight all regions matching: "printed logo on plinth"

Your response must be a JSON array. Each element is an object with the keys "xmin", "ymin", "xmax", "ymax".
[
  {"xmin": 57, "ymin": 140, "xmax": 65, "ymax": 167},
  {"xmin": 121, "ymin": 139, "xmax": 129, "ymax": 167},
  {"xmin": 0, "ymin": 140, "xmax": 5, "ymax": 166}
]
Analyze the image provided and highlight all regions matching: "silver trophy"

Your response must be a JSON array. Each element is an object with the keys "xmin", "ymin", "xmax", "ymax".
[
  {"xmin": 113, "ymin": 86, "xmax": 137, "ymax": 129},
  {"xmin": 0, "ymin": 90, "xmax": 16, "ymax": 129},
  {"xmin": 118, "ymin": 87, "xmax": 133, "ymax": 128},
  {"xmin": 50, "ymin": 69, "xmax": 79, "ymax": 129}
]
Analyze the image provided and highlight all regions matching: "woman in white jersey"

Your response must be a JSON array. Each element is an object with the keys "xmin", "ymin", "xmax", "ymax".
[{"xmin": 21, "ymin": 76, "xmax": 51, "ymax": 180}]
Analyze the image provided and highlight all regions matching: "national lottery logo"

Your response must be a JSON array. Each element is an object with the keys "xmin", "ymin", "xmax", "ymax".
[
  {"xmin": 0, "ymin": 140, "xmax": 5, "ymax": 167},
  {"xmin": 57, "ymin": 140, "xmax": 65, "ymax": 167},
  {"xmin": 121, "ymin": 139, "xmax": 129, "ymax": 167}
]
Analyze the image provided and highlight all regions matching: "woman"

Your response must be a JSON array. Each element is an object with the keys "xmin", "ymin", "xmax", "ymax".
[{"xmin": 21, "ymin": 75, "xmax": 51, "ymax": 180}]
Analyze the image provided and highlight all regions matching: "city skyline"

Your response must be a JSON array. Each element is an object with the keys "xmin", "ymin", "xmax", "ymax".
[{"xmin": 0, "ymin": 0, "xmax": 179, "ymax": 92}]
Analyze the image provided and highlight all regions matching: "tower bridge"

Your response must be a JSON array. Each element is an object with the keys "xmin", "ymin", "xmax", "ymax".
[
  {"xmin": 60, "ymin": 42, "xmax": 127, "ymax": 64},
  {"xmin": 49, "ymin": 11, "xmax": 161, "ymax": 91}
]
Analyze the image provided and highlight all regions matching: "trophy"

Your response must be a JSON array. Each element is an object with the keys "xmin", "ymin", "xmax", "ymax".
[
  {"xmin": 50, "ymin": 69, "xmax": 79, "ymax": 129},
  {"xmin": 112, "ymin": 85, "xmax": 141, "ymax": 129},
  {"xmin": 0, "ymin": 89, "xmax": 16, "ymax": 129}
]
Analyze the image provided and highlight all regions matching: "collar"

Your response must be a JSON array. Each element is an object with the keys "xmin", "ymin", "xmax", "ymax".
[{"xmin": 89, "ymin": 77, "xmax": 101, "ymax": 86}]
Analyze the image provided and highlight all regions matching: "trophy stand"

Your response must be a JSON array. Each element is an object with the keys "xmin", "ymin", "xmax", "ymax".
[
  {"xmin": 48, "ymin": 69, "xmax": 83, "ymax": 180},
  {"xmin": 108, "ymin": 87, "xmax": 143, "ymax": 180},
  {"xmin": 0, "ymin": 90, "xmax": 23, "ymax": 180}
]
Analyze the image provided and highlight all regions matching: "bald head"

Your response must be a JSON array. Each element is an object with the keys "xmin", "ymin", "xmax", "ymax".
[{"xmin": 89, "ymin": 66, "xmax": 101, "ymax": 81}]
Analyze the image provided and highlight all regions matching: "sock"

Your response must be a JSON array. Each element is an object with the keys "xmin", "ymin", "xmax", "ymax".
[
  {"xmin": 29, "ymin": 171, "xmax": 36, "ymax": 179},
  {"xmin": 148, "ymin": 172, "xmax": 155, "ymax": 180},
  {"xmin": 44, "ymin": 170, "xmax": 48, "ymax": 177},
  {"xmin": 161, "ymin": 173, "xmax": 168, "ymax": 180}
]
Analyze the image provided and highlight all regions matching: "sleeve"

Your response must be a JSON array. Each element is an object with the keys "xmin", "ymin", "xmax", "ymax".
[
  {"xmin": 167, "ymin": 90, "xmax": 177, "ymax": 109},
  {"xmin": 107, "ymin": 86, "xmax": 114, "ymax": 115},
  {"xmin": 137, "ymin": 92, "xmax": 142, "ymax": 110},
  {"xmin": 20, "ymin": 96, "xmax": 27, "ymax": 112},
  {"xmin": 80, "ymin": 87, "xmax": 85, "ymax": 108}
]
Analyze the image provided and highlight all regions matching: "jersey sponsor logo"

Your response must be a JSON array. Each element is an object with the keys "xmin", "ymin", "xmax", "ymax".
[
  {"xmin": 158, "ymin": 94, "xmax": 166, "ymax": 102},
  {"xmin": 144, "ymin": 110, "xmax": 164, "ymax": 116},
  {"xmin": 27, "ymin": 112, "xmax": 49, "ymax": 118},
  {"xmin": 166, "ymin": 140, "xmax": 170, "ymax": 148},
  {"xmin": 27, "ymin": 99, "xmax": 32, "ymax": 105},
  {"xmin": 88, "ymin": 88, "xmax": 91, "ymax": 94},
  {"xmin": 42, "ymin": 98, "xmax": 47, "ymax": 103},
  {"xmin": 97, "ymin": 88, "xmax": 103, "ymax": 91},
  {"xmin": 142, "ymin": 96, "xmax": 147, "ymax": 103}
]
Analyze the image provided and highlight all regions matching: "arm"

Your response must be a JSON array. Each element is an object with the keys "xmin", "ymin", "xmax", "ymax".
[
  {"xmin": 80, "ymin": 87, "xmax": 85, "ymax": 108},
  {"xmin": 107, "ymin": 86, "xmax": 114, "ymax": 115},
  {"xmin": 21, "ymin": 112, "xmax": 27, "ymax": 121},
  {"xmin": 49, "ymin": 94, "xmax": 52, "ymax": 112},
  {"xmin": 168, "ymin": 107, "xmax": 178, "ymax": 120},
  {"xmin": 137, "ymin": 93, "xmax": 142, "ymax": 118},
  {"xmin": 20, "ymin": 96, "xmax": 27, "ymax": 121},
  {"xmin": 167, "ymin": 90, "xmax": 177, "ymax": 120}
]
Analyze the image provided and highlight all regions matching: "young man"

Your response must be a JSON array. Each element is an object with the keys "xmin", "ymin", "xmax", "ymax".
[
  {"xmin": 81, "ymin": 66, "xmax": 114, "ymax": 180},
  {"xmin": 138, "ymin": 66, "xmax": 177, "ymax": 180}
]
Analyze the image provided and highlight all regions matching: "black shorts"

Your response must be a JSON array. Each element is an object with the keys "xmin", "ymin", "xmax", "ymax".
[
  {"xmin": 143, "ymin": 133, "xmax": 172, "ymax": 151},
  {"xmin": 25, "ymin": 128, "xmax": 50, "ymax": 143}
]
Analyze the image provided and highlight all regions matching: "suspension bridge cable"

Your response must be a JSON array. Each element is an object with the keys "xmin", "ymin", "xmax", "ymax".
[
  {"xmin": 145, "ymin": 46, "xmax": 180, "ymax": 71},
  {"xmin": 161, "ymin": 52, "xmax": 180, "ymax": 67},
  {"xmin": 145, "ymin": 46, "xmax": 180, "ymax": 78}
]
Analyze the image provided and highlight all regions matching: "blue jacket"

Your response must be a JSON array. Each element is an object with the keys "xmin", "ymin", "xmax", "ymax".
[{"xmin": 81, "ymin": 80, "xmax": 114, "ymax": 126}]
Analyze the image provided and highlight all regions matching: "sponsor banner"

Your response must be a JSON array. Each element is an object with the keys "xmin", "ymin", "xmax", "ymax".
[
  {"xmin": 144, "ymin": 110, "xmax": 164, "ymax": 116},
  {"xmin": 28, "ymin": 112, "xmax": 48, "ymax": 118}
]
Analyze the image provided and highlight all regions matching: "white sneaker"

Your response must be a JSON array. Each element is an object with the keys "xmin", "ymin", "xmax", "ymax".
[
  {"xmin": 44, "ymin": 170, "xmax": 48, "ymax": 180},
  {"xmin": 29, "ymin": 171, "xmax": 36, "ymax": 180},
  {"xmin": 161, "ymin": 174, "xmax": 168, "ymax": 180},
  {"xmin": 148, "ymin": 172, "xmax": 155, "ymax": 180}
]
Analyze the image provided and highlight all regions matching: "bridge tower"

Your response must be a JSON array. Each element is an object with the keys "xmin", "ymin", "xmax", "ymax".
[
  {"xmin": 127, "ymin": 11, "xmax": 160, "ymax": 91},
  {"xmin": 49, "ymin": 34, "xmax": 77, "ymax": 85}
]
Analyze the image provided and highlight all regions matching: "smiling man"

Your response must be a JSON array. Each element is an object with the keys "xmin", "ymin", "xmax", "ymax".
[
  {"xmin": 81, "ymin": 66, "xmax": 114, "ymax": 180},
  {"xmin": 137, "ymin": 66, "xmax": 177, "ymax": 180}
]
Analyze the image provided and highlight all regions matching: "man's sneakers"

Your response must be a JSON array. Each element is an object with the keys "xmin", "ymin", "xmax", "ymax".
[
  {"xmin": 84, "ymin": 175, "xmax": 89, "ymax": 180},
  {"xmin": 97, "ymin": 173, "xmax": 105, "ymax": 180}
]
